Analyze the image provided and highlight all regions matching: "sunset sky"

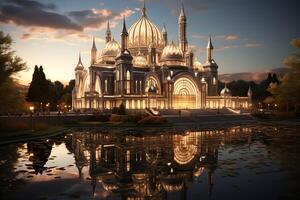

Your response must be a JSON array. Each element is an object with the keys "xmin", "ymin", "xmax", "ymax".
[{"xmin": 1, "ymin": 0, "xmax": 299, "ymax": 85}]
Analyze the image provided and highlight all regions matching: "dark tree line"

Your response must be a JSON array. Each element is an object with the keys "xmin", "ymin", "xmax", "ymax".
[
  {"xmin": 0, "ymin": 31, "xmax": 27, "ymax": 113},
  {"xmin": 26, "ymin": 65, "xmax": 75, "ymax": 111},
  {"xmin": 219, "ymin": 73, "xmax": 280, "ymax": 105}
]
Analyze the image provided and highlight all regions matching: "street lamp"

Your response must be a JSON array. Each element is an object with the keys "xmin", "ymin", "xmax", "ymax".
[{"xmin": 29, "ymin": 106, "xmax": 34, "ymax": 130}]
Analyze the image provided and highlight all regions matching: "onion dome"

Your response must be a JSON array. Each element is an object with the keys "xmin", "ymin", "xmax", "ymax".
[
  {"xmin": 220, "ymin": 84, "xmax": 231, "ymax": 96},
  {"xmin": 101, "ymin": 38, "xmax": 120, "ymax": 57},
  {"xmin": 133, "ymin": 51, "xmax": 148, "ymax": 67},
  {"xmin": 128, "ymin": 1, "xmax": 164, "ymax": 49},
  {"xmin": 161, "ymin": 41, "xmax": 184, "ymax": 62}
]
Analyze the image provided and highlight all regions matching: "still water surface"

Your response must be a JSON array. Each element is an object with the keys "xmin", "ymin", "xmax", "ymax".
[{"xmin": 0, "ymin": 125, "xmax": 300, "ymax": 199}]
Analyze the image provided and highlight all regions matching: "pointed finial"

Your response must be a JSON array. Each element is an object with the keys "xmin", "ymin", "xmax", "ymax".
[
  {"xmin": 76, "ymin": 52, "xmax": 84, "ymax": 69},
  {"xmin": 180, "ymin": 0, "xmax": 186, "ymax": 17},
  {"xmin": 92, "ymin": 36, "xmax": 97, "ymax": 49},
  {"xmin": 162, "ymin": 23, "xmax": 167, "ymax": 33},
  {"xmin": 107, "ymin": 20, "xmax": 111, "ymax": 32},
  {"xmin": 207, "ymin": 35, "xmax": 214, "ymax": 49},
  {"xmin": 79, "ymin": 52, "xmax": 82, "ymax": 63},
  {"xmin": 141, "ymin": 0, "xmax": 146, "ymax": 16},
  {"xmin": 121, "ymin": 16, "xmax": 128, "ymax": 35}
]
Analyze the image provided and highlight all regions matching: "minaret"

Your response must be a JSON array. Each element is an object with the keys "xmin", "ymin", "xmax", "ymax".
[
  {"xmin": 206, "ymin": 35, "xmax": 214, "ymax": 63},
  {"xmin": 178, "ymin": 0, "xmax": 188, "ymax": 53},
  {"xmin": 120, "ymin": 16, "xmax": 129, "ymax": 52},
  {"xmin": 105, "ymin": 20, "xmax": 112, "ymax": 43},
  {"xmin": 162, "ymin": 24, "xmax": 168, "ymax": 47},
  {"xmin": 116, "ymin": 17, "xmax": 133, "ymax": 97},
  {"xmin": 91, "ymin": 37, "xmax": 97, "ymax": 65}
]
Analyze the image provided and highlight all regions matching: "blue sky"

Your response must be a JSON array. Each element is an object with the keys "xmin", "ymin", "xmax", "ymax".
[{"xmin": 1, "ymin": 0, "xmax": 299, "ymax": 84}]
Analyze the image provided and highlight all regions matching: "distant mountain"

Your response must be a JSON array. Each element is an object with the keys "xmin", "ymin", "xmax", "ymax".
[{"xmin": 219, "ymin": 67, "xmax": 289, "ymax": 83}]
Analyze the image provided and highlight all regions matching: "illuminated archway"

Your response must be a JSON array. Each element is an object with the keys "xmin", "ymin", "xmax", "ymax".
[
  {"xmin": 145, "ymin": 75, "xmax": 161, "ymax": 94},
  {"xmin": 173, "ymin": 132, "xmax": 198, "ymax": 165},
  {"xmin": 173, "ymin": 76, "xmax": 198, "ymax": 109}
]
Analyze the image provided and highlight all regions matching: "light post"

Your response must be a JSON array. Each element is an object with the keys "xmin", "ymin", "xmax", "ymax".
[
  {"xmin": 29, "ymin": 106, "xmax": 34, "ymax": 130},
  {"xmin": 46, "ymin": 103, "xmax": 50, "ymax": 114}
]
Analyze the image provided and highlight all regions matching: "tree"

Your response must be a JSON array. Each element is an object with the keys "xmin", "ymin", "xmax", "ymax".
[
  {"xmin": 267, "ymin": 38, "xmax": 300, "ymax": 112},
  {"xmin": 0, "ymin": 31, "xmax": 27, "ymax": 112},
  {"xmin": 26, "ymin": 65, "xmax": 49, "ymax": 104}
]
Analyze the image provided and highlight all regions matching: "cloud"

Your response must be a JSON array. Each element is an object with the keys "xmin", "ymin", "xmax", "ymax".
[
  {"xmin": 219, "ymin": 67, "xmax": 289, "ymax": 83},
  {"xmin": 216, "ymin": 45, "xmax": 240, "ymax": 51},
  {"xmin": 192, "ymin": 34, "xmax": 239, "ymax": 41},
  {"xmin": 68, "ymin": 8, "xmax": 135, "ymax": 30},
  {"xmin": 245, "ymin": 43, "xmax": 263, "ymax": 48},
  {"xmin": 0, "ymin": 0, "xmax": 135, "ymax": 41},
  {"xmin": 215, "ymin": 34, "xmax": 239, "ymax": 40},
  {"xmin": 0, "ymin": 0, "xmax": 82, "ymax": 31},
  {"xmin": 7, "ymin": 0, "xmax": 56, "ymax": 10},
  {"xmin": 290, "ymin": 38, "xmax": 300, "ymax": 48}
]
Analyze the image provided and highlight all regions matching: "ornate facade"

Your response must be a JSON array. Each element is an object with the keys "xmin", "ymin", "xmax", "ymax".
[{"xmin": 72, "ymin": 1, "xmax": 251, "ymax": 110}]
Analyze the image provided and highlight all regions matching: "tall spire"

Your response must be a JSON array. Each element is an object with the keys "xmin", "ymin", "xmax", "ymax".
[
  {"xmin": 180, "ymin": 0, "xmax": 186, "ymax": 18},
  {"xmin": 178, "ymin": 0, "xmax": 187, "ymax": 53},
  {"xmin": 141, "ymin": 0, "xmax": 146, "ymax": 16},
  {"xmin": 78, "ymin": 52, "xmax": 82, "ymax": 64},
  {"xmin": 91, "ymin": 37, "xmax": 97, "ymax": 64},
  {"xmin": 121, "ymin": 16, "xmax": 128, "ymax": 35},
  {"xmin": 162, "ymin": 23, "xmax": 167, "ymax": 33},
  {"xmin": 92, "ymin": 36, "xmax": 97, "ymax": 50},
  {"xmin": 107, "ymin": 20, "xmax": 111, "ymax": 32},
  {"xmin": 207, "ymin": 35, "xmax": 214, "ymax": 49},
  {"xmin": 121, "ymin": 16, "xmax": 128, "ymax": 52},
  {"xmin": 206, "ymin": 35, "xmax": 214, "ymax": 62},
  {"xmin": 162, "ymin": 24, "xmax": 168, "ymax": 46},
  {"xmin": 105, "ymin": 20, "xmax": 112, "ymax": 43}
]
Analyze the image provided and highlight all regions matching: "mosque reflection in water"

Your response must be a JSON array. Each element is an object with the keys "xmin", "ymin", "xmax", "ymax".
[{"xmin": 25, "ymin": 127, "xmax": 249, "ymax": 199}]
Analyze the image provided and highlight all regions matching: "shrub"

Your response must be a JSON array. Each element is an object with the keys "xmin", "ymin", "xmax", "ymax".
[
  {"xmin": 138, "ymin": 116, "xmax": 167, "ymax": 125},
  {"xmin": 117, "ymin": 103, "xmax": 126, "ymax": 115}
]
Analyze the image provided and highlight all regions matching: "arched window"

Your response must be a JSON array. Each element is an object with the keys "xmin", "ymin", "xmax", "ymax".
[
  {"xmin": 105, "ymin": 79, "xmax": 108, "ymax": 93},
  {"xmin": 213, "ymin": 77, "xmax": 217, "ymax": 85},
  {"xmin": 126, "ymin": 70, "xmax": 130, "ymax": 80},
  {"xmin": 126, "ymin": 70, "xmax": 130, "ymax": 94}
]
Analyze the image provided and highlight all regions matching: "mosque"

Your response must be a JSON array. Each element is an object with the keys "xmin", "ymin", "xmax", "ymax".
[{"xmin": 72, "ymin": 1, "xmax": 252, "ymax": 110}]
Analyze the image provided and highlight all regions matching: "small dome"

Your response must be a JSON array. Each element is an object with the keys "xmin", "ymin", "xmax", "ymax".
[
  {"xmin": 133, "ymin": 51, "xmax": 148, "ymax": 67},
  {"xmin": 161, "ymin": 42, "xmax": 184, "ymax": 62},
  {"xmin": 101, "ymin": 39, "xmax": 120, "ymax": 57},
  {"xmin": 194, "ymin": 59, "xmax": 203, "ymax": 71},
  {"xmin": 220, "ymin": 84, "xmax": 231, "ymax": 96}
]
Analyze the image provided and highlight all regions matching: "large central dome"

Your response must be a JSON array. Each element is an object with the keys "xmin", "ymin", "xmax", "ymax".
[{"xmin": 128, "ymin": 2, "xmax": 164, "ymax": 50}]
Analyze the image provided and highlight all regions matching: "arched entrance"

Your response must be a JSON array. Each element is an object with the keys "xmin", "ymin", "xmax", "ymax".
[{"xmin": 173, "ymin": 77, "xmax": 198, "ymax": 109}]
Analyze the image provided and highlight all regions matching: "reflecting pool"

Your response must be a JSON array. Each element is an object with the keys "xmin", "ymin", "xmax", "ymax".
[{"xmin": 0, "ymin": 125, "xmax": 300, "ymax": 199}]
